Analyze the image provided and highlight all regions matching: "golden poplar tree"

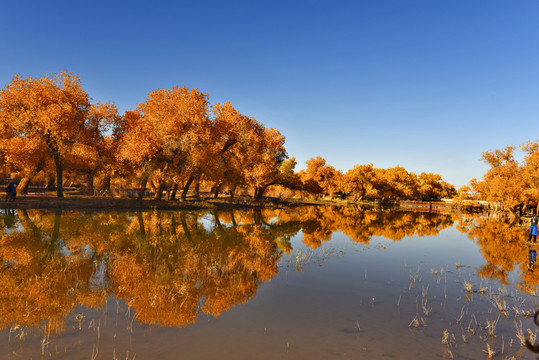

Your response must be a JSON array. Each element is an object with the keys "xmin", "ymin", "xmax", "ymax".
[{"xmin": 0, "ymin": 72, "xmax": 91, "ymax": 197}]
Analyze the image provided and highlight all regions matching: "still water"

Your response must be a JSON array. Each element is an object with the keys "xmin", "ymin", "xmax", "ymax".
[{"xmin": 0, "ymin": 207, "xmax": 537, "ymax": 359}]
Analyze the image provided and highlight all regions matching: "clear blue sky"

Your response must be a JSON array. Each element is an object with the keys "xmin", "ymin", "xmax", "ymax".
[{"xmin": 1, "ymin": 0, "xmax": 538, "ymax": 187}]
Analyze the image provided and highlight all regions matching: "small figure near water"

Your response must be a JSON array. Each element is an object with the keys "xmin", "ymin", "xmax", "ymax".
[
  {"xmin": 529, "ymin": 249, "xmax": 537, "ymax": 271},
  {"xmin": 5, "ymin": 182, "xmax": 16, "ymax": 202},
  {"xmin": 528, "ymin": 214, "xmax": 538, "ymax": 243}
]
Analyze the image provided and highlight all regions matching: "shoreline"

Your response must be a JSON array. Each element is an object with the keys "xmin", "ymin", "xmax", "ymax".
[
  {"xmin": 0, "ymin": 194, "xmax": 504, "ymax": 216},
  {"xmin": 0, "ymin": 194, "xmax": 326, "ymax": 212}
]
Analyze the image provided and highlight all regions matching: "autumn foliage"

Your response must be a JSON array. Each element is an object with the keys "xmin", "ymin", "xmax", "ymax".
[
  {"xmin": 459, "ymin": 141, "xmax": 539, "ymax": 213},
  {"xmin": 0, "ymin": 72, "xmax": 455, "ymax": 201}
]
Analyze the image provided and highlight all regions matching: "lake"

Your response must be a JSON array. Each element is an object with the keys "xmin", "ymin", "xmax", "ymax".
[{"xmin": 0, "ymin": 207, "xmax": 537, "ymax": 359}]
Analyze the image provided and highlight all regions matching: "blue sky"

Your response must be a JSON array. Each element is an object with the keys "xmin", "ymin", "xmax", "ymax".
[{"xmin": 1, "ymin": 0, "xmax": 538, "ymax": 187}]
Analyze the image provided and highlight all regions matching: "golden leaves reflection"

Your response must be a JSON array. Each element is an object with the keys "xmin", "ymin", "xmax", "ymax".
[
  {"xmin": 459, "ymin": 215, "xmax": 539, "ymax": 292},
  {"xmin": 0, "ymin": 207, "xmax": 468, "ymax": 335}
]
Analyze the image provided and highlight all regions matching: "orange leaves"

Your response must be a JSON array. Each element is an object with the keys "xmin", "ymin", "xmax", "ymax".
[
  {"xmin": 1, "ymin": 72, "xmax": 295, "ymax": 198},
  {"xmin": 299, "ymin": 156, "xmax": 341, "ymax": 197},
  {"xmin": 473, "ymin": 141, "xmax": 539, "ymax": 209},
  {"xmin": 301, "ymin": 158, "xmax": 454, "ymax": 201},
  {"xmin": 118, "ymin": 87, "xmax": 211, "ymax": 178},
  {"xmin": 0, "ymin": 71, "xmax": 98, "ymax": 196},
  {"xmin": 0, "ymin": 72, "xmax": 89, "ymax": 146}
]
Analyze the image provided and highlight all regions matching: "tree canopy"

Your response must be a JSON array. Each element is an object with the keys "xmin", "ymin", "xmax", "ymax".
[{"xmin": 0, "ymin": 71, "xmax": 455, "ymax": 202}]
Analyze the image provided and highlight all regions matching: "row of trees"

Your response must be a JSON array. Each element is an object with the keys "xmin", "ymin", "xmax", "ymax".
[
  {"xmin": 456, "ymin": 141, "xmax": 539, "ymax": 213},
  {"xmin": 0, "ymin": 72, "xmax": 455, "ymax": 201},
  {"xmin": 296, "ymin": 156, "xmax": 456, "ymax": 201},
  {"xmin": 0, "ymin": 72, "xmax": 291, "ymax": 200}
]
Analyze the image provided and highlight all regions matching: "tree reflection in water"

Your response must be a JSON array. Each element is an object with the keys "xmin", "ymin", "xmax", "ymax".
[
  {"xmin": 459, "ymin": 214, "xmax": 539, "ymax": 293},
  {"xmin": 0, "ymin": 207, "xmax": 463, "ymax": 336}
]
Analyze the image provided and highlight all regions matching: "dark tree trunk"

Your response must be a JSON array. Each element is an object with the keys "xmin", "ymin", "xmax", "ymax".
[
  {"xmin": 213, "ymin": 184, "xmax": 222, "ymax": 199},
  {"xmin": 137, "ymin": 174, "xmax": 149, "ymax": 201},
  {"xmin": 45, "ymin": 173, "xmax": 55, "ymax": 190},
  {"xmin": 254, "ymin": 186, "xmax": 267, "ymax": 199},
  {"xmin": 230, "ymin": 186, "xmax": 236, "ymax": 199},
  {"xmin": 194, "ymin": 180, "xmax": 200, "ymax": 199},
  {"xmin": 181, "ymin": 173, "xmax": 197, "ymax": 201},
  {"xmin": 53, "ymin": 152, "xmax": 64, "ymax": 198},
  {"xmin": 102, "ymin": 176, "xmax": 111, "ymax": 192},
  {"xmin": 85, "ymin": 174, "xmax": 94, "ymax": 195},
  {"xmin": 181, "ymin": 175, "xmax": 195, "ymax": 201},
  {"xmin": 153, "ymin": 180, "xmax": 165, "ymax": 201},
  {"xmin": 169, "ymin": 182, "xmax": 179, "ymax": 201}
]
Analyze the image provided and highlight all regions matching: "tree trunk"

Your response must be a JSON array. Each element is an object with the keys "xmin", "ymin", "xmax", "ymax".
[
  {"xmin": 153, "ymin": 180, "xmax": 165, "ymax": 201},
  {"xmin": 53, "ymin": 152, "xmax": 64, "ymax": 198},
  {"xmin": 17, "ymin": 177, "xmax": 31, "ymax": 195},
  {"xmin": 181, "ymin": 173, "xmax": 197, "ymax": 201},
  {"xmin": 102, "ymin": 175, "xmax": 111, "ymax": 192},
  {"xmin": 17, "ymin": 158, "xmax": 45, "ymax": 195},
  {"xmin": 62, "ymin": 175, "xmax": 74, "ymax": 187},
  {"xmin": 194, "ymin": 180, "xmax": 200, "ymax": 199},
  {"xmin": 213, "ymin": 184, "xmax": 222, "ymax": 199},
  {"xmin": 85, "ymin": 174, "xmax": 94, "ymax": 195},
  {"xmin": 230, "ymin": 186, "xmax": 236, "ymax": 199},
  {"xmin": 254, "ymin": 186, "xmax": 267, "ymax": 199},
  {"xmin": 45, "ymin": 173, "xmax": 56, "ymax": 190},
  {"xmin": 169, "ymin": 182, "xmax": 179, "ymax": 201},
  {"xmin": 137, "ymin": 173, "xmax": 149, "ymax": 201},
  {"xmin": 149, "ymin": 179, "xmax": 158, "ymax": 193}
]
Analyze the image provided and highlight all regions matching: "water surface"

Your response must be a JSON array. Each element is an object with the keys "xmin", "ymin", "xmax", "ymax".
[{"xmin": 0, "ymin": 207, "xmax": 537, "ymax": 359}]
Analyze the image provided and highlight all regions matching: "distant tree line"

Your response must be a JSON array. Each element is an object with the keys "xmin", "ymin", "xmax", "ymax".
[{"xmin": 0, "ymin": 72, "xmax": 456, "ymax": 201}]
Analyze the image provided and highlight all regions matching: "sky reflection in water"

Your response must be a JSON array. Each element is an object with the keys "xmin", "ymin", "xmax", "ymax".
[{"xmin": 0, "ymin": 207, "xmax": 537, "ymax": 359}]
